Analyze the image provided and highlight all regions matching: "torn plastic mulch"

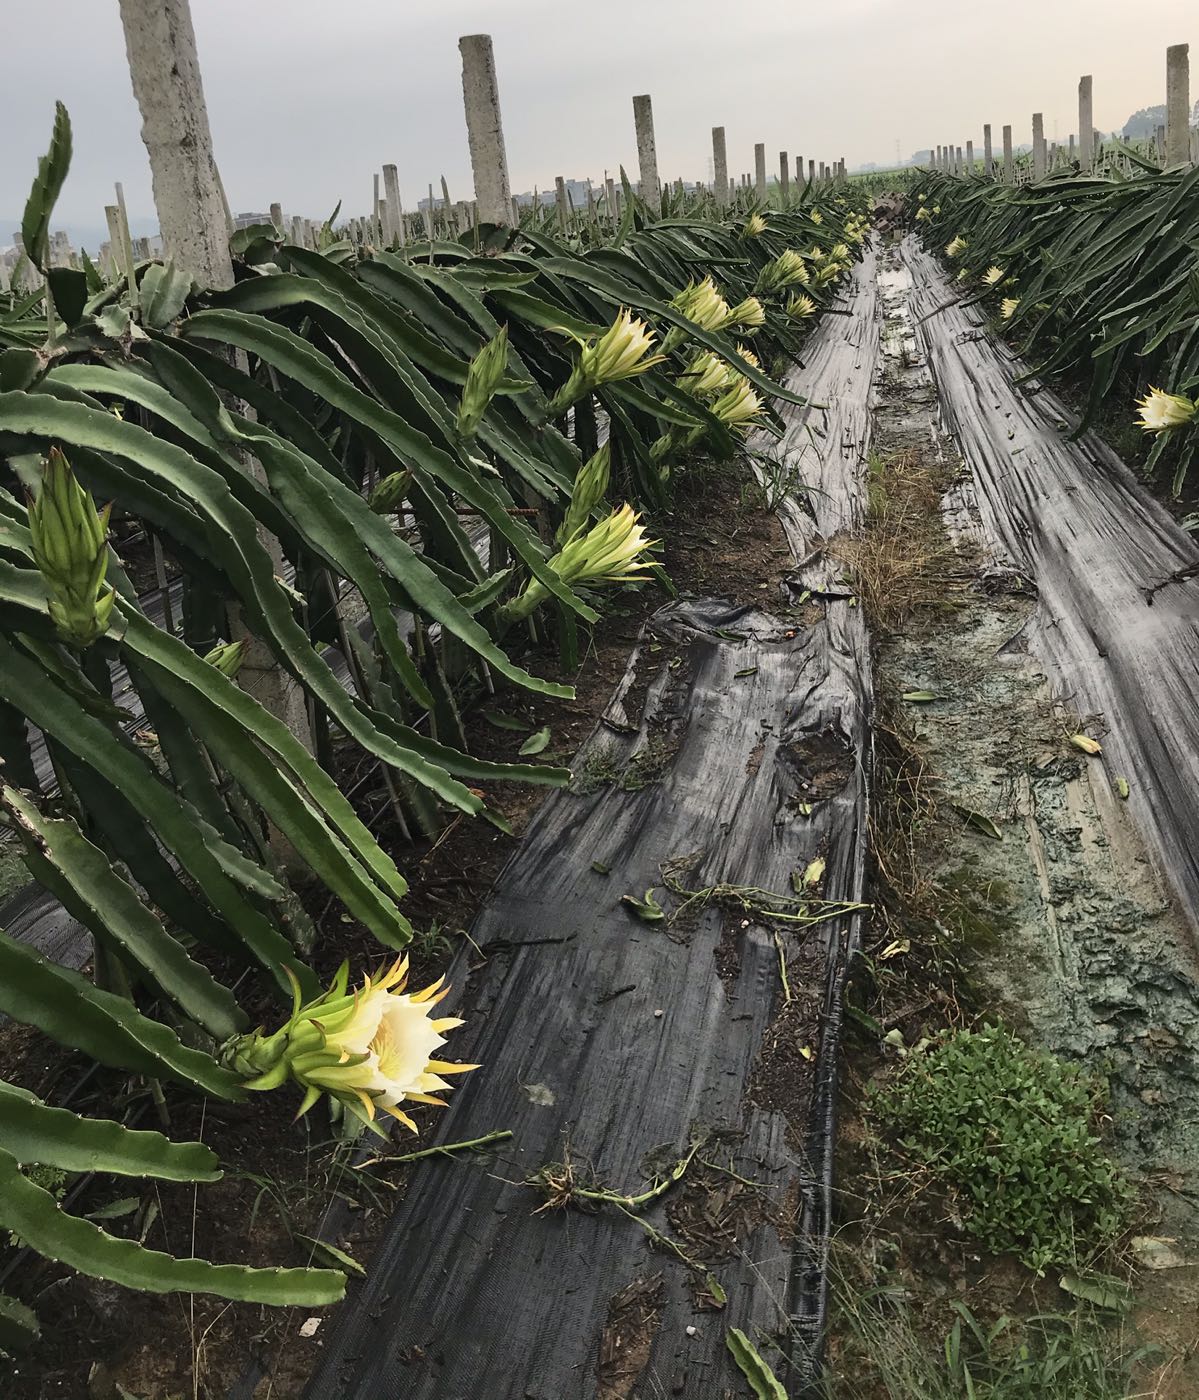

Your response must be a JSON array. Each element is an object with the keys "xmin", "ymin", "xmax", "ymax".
[{"xmin": 303, "ymin": 254, "xmax": 881, "ymax": 1400}]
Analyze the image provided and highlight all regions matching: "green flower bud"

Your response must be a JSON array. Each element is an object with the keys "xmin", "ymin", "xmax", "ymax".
[
  {"xmin": 27, "ymin": 447, "xmax": 115, "ymax": 648},
  {"xmin": 456, "ymin": 325, "xmax": 509, "ymax": 440}
]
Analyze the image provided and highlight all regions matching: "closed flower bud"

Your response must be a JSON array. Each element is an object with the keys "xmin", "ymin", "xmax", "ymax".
[
  {"xmin": 756, "ymin": 249, "xmax": 810, "ymax": 293},
  {"xmin": 457, "ymin": 325, "xmax": 510, "ymax": 439},
  {"xmin": 504, "ymin": 505, "xmax": 657, "ymax": 621},
  {"xmin": 557, "ymin": 444, "xmax": 612, "ymax": 545},
  {"xmin": 711, "ymin": 376, "xmax": 765, "ymax": 430},
  {"xmin": 369, "ymin": 469, "xmax": 413, "ymax": 514},
  {"xmin": 725, "ymin": 295, "xmax": 767, "ymax": 328},
  {"xmin": 202, "ymin": 640, "xmax": 246, "ymax": 678},
  {"xmin": 27, "ymin": 447, "xmax": 115, "ymax": 648},
  {"xmin": 549, "ymin": 310, "xmax": 665, "ymax": 415}
]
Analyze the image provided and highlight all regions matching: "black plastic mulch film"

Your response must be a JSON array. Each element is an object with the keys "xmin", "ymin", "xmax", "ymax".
[
  {"xmin": 902, "ymin": 238, "xmax": 1199, "ymax": 923},
  {"xmin": 303, "ymin": 256, "xmax": 881, "ymax": 1400}
]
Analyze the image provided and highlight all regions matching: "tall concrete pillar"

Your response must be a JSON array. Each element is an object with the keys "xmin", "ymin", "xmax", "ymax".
[
  {"xmin": 779, "ymin": 150, "xmax": 789, "ymax": 197},
  {"xmin": 1032, "ymin": 113, "xmax": 1046, "ymax": 179},
  {"xmin": 808, "ymin": 158, "xmax": 815, "ymax": 184},
  {"xmin": 983, "ymin": 124, "xmax": 993, "ymax": 177},
  {"xmin": 1167, "ymin": 44, "xmax": 1191, "ymax": 166},
  {"xmin": 117, "ymin": 0, "xmax": 233, "ymax": 289},
  {"xmin": 1002, "ymin": 125, "xmax": 1013, "ymax": 182},
  {"xmin": 382, "ymin": 163, "xmax": 404, "ymax": 245},
  {"xmin": 1078, "ymin": 75, "xmax": 1093, "ymax": 171},
  {"xmin": 1068, "ymin": 134, "xmax": 1076, "ymax": 164},
  {"xmin": 459, "ymin": 34, "xmax": 513, "ymax": 226},
  {"xmin": 632, "ymin": 94, "xmax": 661, "ymax": 215},
  {"xmin": 269, "ymin": 201, "xmax": 283, "ymax": 230},
  {"xmin": 555, "ymin": 175, "xmax": 568, "ymax": 232},
  {"xmin": 712, "ymin": 126, "xmax": 728, "ymax": 207},
  {"xmin": 754, "ymin": 143, "xmax": 767, "ymax": 199},
  {"xmin": 118, "ymin": 0, "xmax": 313, "ymax": 747},
  {"xmin": 966, "ymin": 139, "xmax": 974, "ymax": 171},
  {"xmin": 796, "ymin": 155, "xmax": 803, "ymax": 184}
]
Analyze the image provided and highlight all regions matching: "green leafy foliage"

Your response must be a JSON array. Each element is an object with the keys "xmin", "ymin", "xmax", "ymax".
[
  {"xmin": 1, "ymin": 100, "xmax": 875, "ymax": 1323},
  {"xmin": 870, "ymin": 1026, "xmax": 1133, "ymax": 1273}
]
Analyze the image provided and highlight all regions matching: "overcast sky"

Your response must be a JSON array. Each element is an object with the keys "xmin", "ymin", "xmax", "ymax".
[{"xmin": 2, "ymin": 1, "xmax": 1195, "ymax": 245}]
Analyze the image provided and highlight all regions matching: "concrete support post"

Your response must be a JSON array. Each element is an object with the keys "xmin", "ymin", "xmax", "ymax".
[
  {"xmin": 796, "ymin": 155, "xmax": 803, "ymax": 185},
  {"xmin": 631, "ymin": 94, "xmax": 661, "ymax": 215},
  {"xmin": 983, "ymin": 124, "xmax": 993, "ymax": 177},
  {"xmin": 117, "ymin": 0, "xmax": 233, "ymax": 289},
  {"xmin": 712, "ymin": 127, "xmax": 728, "ymax": 207},
  {"xmin": 1032, "ymin": 113, "xmax": 1046, "ymax": 179},
  {"xmin": 269, "ymin": 201, "xmax": 283, "ymax": 231},
  {"xmin": 1068, "ymin": 134, "xmax": 1076, "ymax": 164},
  {"xmin": 555, "ymin": 175, "xmax": 568, "ymax": 232},
  {"xmin": 1002, "ymin": 124, "xmax": 1014, "ymax": 182},
  {"xmin": 1167, "ymin": 43, "xmax": 1191, "ymax": 166},
  {"xmin": 459, "ymin": 34, "xmax": 513, "ymax": 226},
  {"xmin": 966, "ymin": 139, "xmax": 974, "ymax": 171},
  {"xmin": 382, "ymin": 163, "xmax": 404, "ymax": 245},
  {"xmin": 1078, "ymin": 75, "xmax": 1094, "ymax": 171},
  {"xmin": 779, "ymin": 150, "xmax": 789, "ymax": 197},
  {"xmin": 754, "ymin": 142, "xmax": 767, "ymax": 199},
  {"xmin": 118, "ymin": 0, "xmax": 310, "ymax": 748},
  {"xmin": 808, "ymin": 158, "xmax": 815, "ymax": 184}
]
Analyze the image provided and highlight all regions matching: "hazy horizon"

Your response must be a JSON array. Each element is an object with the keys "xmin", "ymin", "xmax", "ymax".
[{"xmin": 2, "ymin": 1, "xmax": 1195, "ymax": 248}]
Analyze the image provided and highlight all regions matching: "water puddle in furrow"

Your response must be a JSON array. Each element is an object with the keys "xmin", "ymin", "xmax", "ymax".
[{"xmin": 863, "ymin": 240, "xmax": 1199, "ymax": 1376}]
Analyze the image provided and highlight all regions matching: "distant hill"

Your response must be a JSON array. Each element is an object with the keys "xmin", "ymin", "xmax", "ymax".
[{"xmin": 1122, "ymin": 100, "xmax": 1199, "ymax": 139}]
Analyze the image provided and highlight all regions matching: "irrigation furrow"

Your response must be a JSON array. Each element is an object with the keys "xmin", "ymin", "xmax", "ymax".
[{"xmin": 302, "ymin": 261, "xmax": 880, "ymax": 1400}]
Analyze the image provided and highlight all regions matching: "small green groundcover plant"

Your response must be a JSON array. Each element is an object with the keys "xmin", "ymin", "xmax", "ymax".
[{"xmin": 870, "ymin": 1025, "xmax": 1133, "ymax": 1274}]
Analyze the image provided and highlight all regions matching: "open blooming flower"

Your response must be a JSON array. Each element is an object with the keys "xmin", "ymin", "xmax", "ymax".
[
  {"xmin": 786, "ymin": 292, "xmax": 817, "ymax": 319},
  {"xmin": 711, "ymin": 376, "xmax": 765, "ymax": 430},
  {"xmin": 227, "ymin": 959, "xmax": 476, "ymax": 1133},
  {"xmin": 1136, "ymin": 386, "xmax": 1197, "ymax": 434},
  {"xmin": 742, "ymin": 213, "xmax": 768, "ymax": 237},
  {"xmin": 549, "ymin": 310, "xmax": 665, "ymax": 414},
  {"xmin": 725, "ymin": 296, "xmax": 767, "ymax": 328},
  {"xmin": 1000, "ymin": 297, "xmax": 1020, "ymax": 320},
  {"xmin": 504, "ymin": 505, "xmax": 658, "ymax": 621},
  {"xmin": 945, "ymin": 236, "xmax": 967, "ymax": 258},
  {"xmin": 982, "ymin": 265, "xmax": 1006, "ymax": 287}
]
